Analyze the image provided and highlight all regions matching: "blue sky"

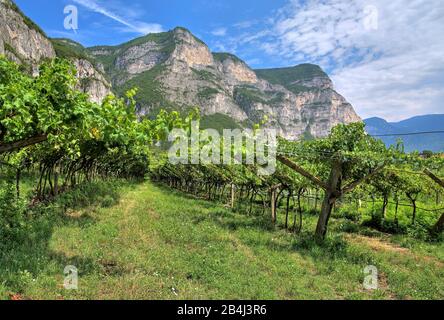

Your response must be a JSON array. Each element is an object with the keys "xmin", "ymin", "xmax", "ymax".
[
  {"xmin": 14, "ymin": 0, "xmax": 444, "ymax": 121},
  {"xmin": 15, "ymin": 0, "xmax": 288, "ymax": 67}
]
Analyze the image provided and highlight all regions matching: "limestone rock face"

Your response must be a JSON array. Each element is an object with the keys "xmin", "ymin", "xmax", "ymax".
[
  {"xmin": 72, "ymin": 58, "xmax": 111, "ymax": 104},
  {"xmin": 88, "ymin": 26, "xmax": 361, "ymax": 139},
  {"xmin": 0, "ymin": 1, "xmax": 110, "ymax": 103},
  {"xmin": 0, "ymin": 0, "xmax": 55, "ymax": 74},
  {"xmin": 269, "ymin": 87, "xmax": 361, "ymax": 140},
  {"xmin": 115, "ymin": 42, "xmax": 168, "ymax": 75},
  {"xmin": 167, "ymin": 28, "xmax": 214, "ymax": 68},
  {"xmin": 217, "ymin": 58, "xmax": 258, "ymax": 84},
  {"xmin": 50, "ymin": 38, "xmax": 112, "ymax": 103}
]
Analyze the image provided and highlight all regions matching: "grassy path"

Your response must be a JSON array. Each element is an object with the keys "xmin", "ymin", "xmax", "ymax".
[{"xmin": 1, "ymin": 181, "xmax": 443, "ymax": 300}]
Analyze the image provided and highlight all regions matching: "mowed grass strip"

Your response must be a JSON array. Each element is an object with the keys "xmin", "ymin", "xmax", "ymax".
[{"xmin": 2, "ymin": 181, "xmax": 443, "ymax": 300}]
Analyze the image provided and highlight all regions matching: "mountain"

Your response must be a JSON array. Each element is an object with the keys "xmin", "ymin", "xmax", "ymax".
[
  {"xmin": 50, "ymin": 38, "xmax": 111, "ymax": 103},
  {"xmin": 1, "ymin": 0, "xmax": 361, "ymax": 140},
  {"xmin": 86, "ymin": 27, "xmax": 361, "ymax": 139},
  {"xmin": 0, "ymin": 0, "xmax": 55, "ymax": 74},
  {"xmin": 0, "ymin": 0, "xmax": 111, "ymax": 103},
  {"xmin": 253, "ymin": 65, "xmax": 360, "ymax": 138},
  {"xmin": 364, "ymin": 115, "xmax": 444, "ymax": 152},
  {"xmin": 396, "ymin": 114, "xmax": 444, "ymax": 132}
]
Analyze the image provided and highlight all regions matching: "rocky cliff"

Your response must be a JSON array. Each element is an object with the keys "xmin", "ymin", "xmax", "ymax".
[
  {"xmin": 0, "ymin": 0, "xmax": 55, "ymax": 75},
  {"xmin": 88, "ymin": 27, "xmax": 361, "ymax": 139},
  {"xmin": 51, "ymin": 38, "xmax": 111, "ymax": 104},
  {"xmin": 254, "ymin": 65, "xmax": 361, "ymax": 139},
  {"xmin": 0, "ymin": 0, "xmax": 110, "ymax": 103}
]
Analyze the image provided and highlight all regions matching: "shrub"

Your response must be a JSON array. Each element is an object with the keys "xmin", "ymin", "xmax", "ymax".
[
  {"xmin": 337, "ymin": 220, "xmax": 360, "ymax": 234},
  {"xmin": 381, "ymin": 220, "xmax": 407, "ymax": 235},
  {"xmin": 100, "ymin": 195, "xmax": 116, "ymax": 208},
  {"xmin": 406, "ymin": 222, "xmax": 432, "ymax": 241},
  {"xmin": 336, "ymin": 205, "xmax": 361, "ymax": 222},
  {"xmin": 362, "ymin": 212, "xmax": 383, "ymax": 230},
  {"xmin": 293, "ymin": 232, "xmax": 348, "ymax": 258},
  {"xmin": 0, "ymin": 182, "xmax": 26, "ymax": 241}
]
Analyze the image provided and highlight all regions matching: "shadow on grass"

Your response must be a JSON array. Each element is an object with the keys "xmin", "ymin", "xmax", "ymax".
[
  {"xmin": 152, "ymin": 183, "xmax": 277, "ymax": 231},
  {"xmin": 0, "ymin": 180, "xmax": 128, "ymax": 296},
  {"xmin": 209, "ymin": 211, "xmax": 275, "ymax": 232},
  {"xmin": 149, "ymin": 182, "xmax": 376, "ymax": 267},
  {"xmin": 242, "ymin": 230, "xmax": 375, "ymax": 267}
]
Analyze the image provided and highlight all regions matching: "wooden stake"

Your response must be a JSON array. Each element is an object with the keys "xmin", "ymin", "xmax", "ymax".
[
  {"xmin": 424, "ymin": 169, "xmax": 444, "ymax": 233},
  {"xmin": 271, "ymin": 188, "xmax": 277, "ymax": 224}
]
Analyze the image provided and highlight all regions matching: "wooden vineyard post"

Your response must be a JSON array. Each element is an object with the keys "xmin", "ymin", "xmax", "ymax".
[
  {"xmin": 277, "ymin": 155, "xmax": 386, "ymax": 240},
  {"xmin": 425, "ymin": 169, "xmax": 444, "ymax": 188},
  {"xmin": 16, "ymin": 168, "xmax": 21, "ymax": 199},
  {"xmin": 424, "ymin": 169, "xmax": 444, "ymax": 233},
  {"xmin": 315, "ymin": 160, "xmax": 342, "ymax": 240},
  {"xmin": 271, "ymin": 188, "xmax": 277, "ymax": 224},
  {"xmin": 270, "ymin": 184, "xmax": 282, "ymax": 225},
  {"xmin": 434, "ymin": 214, "xmax": 444, "ymax": 234}
]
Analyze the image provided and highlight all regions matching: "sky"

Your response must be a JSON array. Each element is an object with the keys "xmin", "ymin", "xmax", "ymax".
[{"xmin": 14, "ymin": 0, "xmax": 444, "ymax": 121}]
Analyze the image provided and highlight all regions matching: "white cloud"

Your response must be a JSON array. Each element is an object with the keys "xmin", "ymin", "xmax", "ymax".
[
  {"xmin": 72, "ymin": 0, "xmax": 163, "ymax": 35},
  {"xmin": 246, "ymin": 58, "xmax": 262, "ymax": 67},
  {"xmin": 233, "ymin": 20, "xmax": 257, "ymax": 29},
  {"xmin": 211, "ymin": 27, "xmax": 227, "ymax": 37},
  {"xmin": 256, "ymin": 0, "xmax": 444, "ymax": 121}
]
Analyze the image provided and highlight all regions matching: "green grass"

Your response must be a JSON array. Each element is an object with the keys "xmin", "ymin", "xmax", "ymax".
[
  {"xmin": 116, "ymin": 64, "xmax": 172, "ymax": 112},
  {"xmin": 200, "ymin": 114, "xmax": 242, "ymax": 133},
  {"xmin": 197, "ymin": 87, "xmax": 220, "ymax": 100},
  {"xmin": 51, "ymin": 39, "xmax": 94, "ymax": 61},
  {"xmin": 234, "ymin": 86, "xmax": 268, "ymax": 105},
  {"xmin": 88, "ymin": 30, "xmax": 176, "ymax": 78},
  {"xmin": 255, "ymin": 64, "xmax": 327, "ymax": 95},
  {"xmin": 213, "ymin": 52, "xmax": 245, "ymax": 64},
  {"xmin": 1, "ymin": 180, "xmax": 442, "ymax": 300}
]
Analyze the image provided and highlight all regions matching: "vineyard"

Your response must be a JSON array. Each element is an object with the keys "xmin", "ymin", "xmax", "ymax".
[
  {"xmin": 1, "ymin": 56, "xmax": 444, "ymax": 299},
  {"xmin": 152, "ymin": 124, "xmax": 444, "ymax": 241}
]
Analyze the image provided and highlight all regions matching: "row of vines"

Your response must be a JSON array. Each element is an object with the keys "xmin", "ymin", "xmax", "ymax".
[
  {"xmin": 1, "ymin": 55, "xmax": 444, "ymax": 242},
  {"xmin": 150, "ymin": 124, "xmax": 444, "ymax": 240},
  {"xmin": 0, "ymin": 56, "xmax": 196, "ymax": 238}
]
